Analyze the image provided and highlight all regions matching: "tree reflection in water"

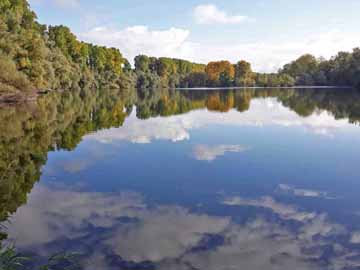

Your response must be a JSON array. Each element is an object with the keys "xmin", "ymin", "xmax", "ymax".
[{"xmin": 1, "ymin": 86, "xmax": 360, "ymax": 269}]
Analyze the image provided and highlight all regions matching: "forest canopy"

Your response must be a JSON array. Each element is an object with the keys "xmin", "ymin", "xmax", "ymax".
[{"xmin": 0, "ymin": 0, "xmax": 133, "ymax": 97}]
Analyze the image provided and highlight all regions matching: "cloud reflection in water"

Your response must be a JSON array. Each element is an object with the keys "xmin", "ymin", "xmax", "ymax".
[
  {"xmin": 85, "ymin": 99, "xmax": 353, "ymax": 146},
  {"xmin": 192, "ymin": 144, "xmax": 249, "ymax": 161},
  {"xmin": 5, "ymin": 184, "xmax": 360, "ymax": 270}
]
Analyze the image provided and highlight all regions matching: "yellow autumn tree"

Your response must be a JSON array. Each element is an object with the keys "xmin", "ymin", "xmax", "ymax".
[{"xmin": 205, "ymin": 61, "xmax": 235, "ymax": 86}]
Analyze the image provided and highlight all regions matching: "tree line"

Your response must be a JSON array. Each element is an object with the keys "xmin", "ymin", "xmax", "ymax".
[
  {"xmin": 134, "ymin": 55, "xmax": 206, "ymax": 89},
  {"xmin": 134, "ymin": 57, "xmax": 296, "ymax": 89},
  {"xmin": 0, "ymin": 0, "xmax": 360, "ymax": 98},
  {"xmin": 279, "ymin": 52, "xmax": 360, "ymax": 87},
  {"xmin": 134, "ymin": 53, "xmax": 360, "ymax": 89}
]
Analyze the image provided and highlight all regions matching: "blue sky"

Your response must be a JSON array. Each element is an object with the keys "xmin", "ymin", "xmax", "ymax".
[{"xmin": 29, "ymin": 0, "xmax": 360, "ymax": 72}]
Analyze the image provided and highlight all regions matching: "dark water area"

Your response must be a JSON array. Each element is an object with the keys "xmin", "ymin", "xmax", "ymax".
[{"xmin": 1, "ymin": 87, "xmax": 360, "ymax": 269}]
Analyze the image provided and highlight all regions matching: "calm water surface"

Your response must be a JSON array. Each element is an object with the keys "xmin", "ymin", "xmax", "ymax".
[{"xmin": 1, "ymin": 88, "xmax": 360, "ymax": 269}]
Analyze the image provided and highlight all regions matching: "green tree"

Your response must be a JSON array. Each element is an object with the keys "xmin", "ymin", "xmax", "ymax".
[
  {"xmin": 134, "ymin": 55, "xmax": 150, "ymax": 73},
  {"xmin": 234, "ymin": 60, "xmax": 254, "ymax": 86}
]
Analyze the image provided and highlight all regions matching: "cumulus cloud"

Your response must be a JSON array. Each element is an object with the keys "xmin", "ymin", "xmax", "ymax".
[
  {"xmin": 193, "ymin": 4, "xmax": 250, "ymax": 25},
  {"xmin": 31, "ymin": 1, "xmax": 360, "ymax": 72},
  {"xmin": 189, "ymin": 29, "xmax": 360, "ymax": 72},
  {"xmin": 80, "ymin": 26, "xmax": 195, "ymax": 66},
  {"xmin": 192, "ymin": 144, "xmax": 249, "ymax": 161},
  {"xmin": 79, "ymin": 24, "xmax": 359, "ymax": 72}
]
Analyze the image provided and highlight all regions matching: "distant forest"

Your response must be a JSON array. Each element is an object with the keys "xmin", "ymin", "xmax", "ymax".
[{"xmin": 1, "ymin": 0, "xmax": 360, "ymax": 98}]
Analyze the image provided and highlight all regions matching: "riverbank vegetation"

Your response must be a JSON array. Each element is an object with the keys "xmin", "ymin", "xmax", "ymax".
[
  {"xmin": 0, "ymin": 0, "xmax": 360, "ymax": 99},
  {"xmin": 134, "ymin": 52, "xmax": 360, "ymax": 89},
  {"xmin": 0, "ymin": 0, "xmax": 135, "ymax": 98}
]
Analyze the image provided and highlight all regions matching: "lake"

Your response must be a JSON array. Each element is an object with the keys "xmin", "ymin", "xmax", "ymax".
[{"xmin": 1, "ymin": 87, "xmax": 360, "ymax": 269}]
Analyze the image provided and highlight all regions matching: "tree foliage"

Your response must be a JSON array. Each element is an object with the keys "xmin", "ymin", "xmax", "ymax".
[
  {"xmin": 279, "ymin": 49, "xmax": 360, "ymax": 88},
  {"xmin": 134, "ymin": 55, "xmax": 206, "ymax": 89},
  {"xmin": 205, "ymin": 61, "xmax": 235, "ymax": 86},
  {"xmin": 234, "ymin": 60, "xmax": 255, "ymax": 86},
  {"xmin": 0, "ymin": 0, "xmax": 133, "ymax": 96}
]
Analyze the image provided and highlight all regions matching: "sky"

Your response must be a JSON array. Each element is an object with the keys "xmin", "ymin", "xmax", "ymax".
[{"xmin": 28, "ymin": 0, "xmax": 360, "ymax": 72}]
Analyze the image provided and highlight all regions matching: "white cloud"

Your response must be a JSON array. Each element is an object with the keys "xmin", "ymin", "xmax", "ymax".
[
  {"xmin": 193, "ymin": 4, "xmax": 250, "ymax": 25},
  {"xmin": 80, "ymin": 26, "xmax": 195, "ymax": 66},
  {"xmin": 188, "ymin": 29, "xmax": 360, "ymax": 72},
  {"xmin": 80, "ymin": 24, "xmax": 359, "ymax": 72},
  {"xmin": 30, "ymin": 2, "xmax": 360, "ymax": 72},
  {"xmin": 193, "ymin": 144, "xmax": 249, "ymax": 161}
]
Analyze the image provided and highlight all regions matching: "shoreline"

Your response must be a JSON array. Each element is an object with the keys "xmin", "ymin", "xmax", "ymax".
[
  {"xmin": 0, "ymin": 86, "xmax": 355, "ymax": 105},
  {"xmin": 176, "ymin": 86, "xmax": 354, "ymax": 90},
  {"xmin": 0, "ymin": 91, "xmax": 39, "ymax": 105}
]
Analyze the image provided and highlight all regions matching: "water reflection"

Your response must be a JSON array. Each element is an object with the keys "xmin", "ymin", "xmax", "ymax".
[
  {"xmin": 5, "ymin": 183, "xmax": 360, "ymax": 270},
  {"xmin": 90, "ymin": 100, "xmax": 352, "ymax": 146},
  {"xmin": 277, "ymin": 184, "xmax": 332, "ymax": 199},
  {"xmin": 1, "ymin": 87, "xmax": 360, "ymax": 269},
  {"xmin": 192, "ymin": 144, "xmax": 249, "ymax": 161},
  {"xmin": 7, "ymin": 185, "xmax": 230, "ymax": 267}
]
